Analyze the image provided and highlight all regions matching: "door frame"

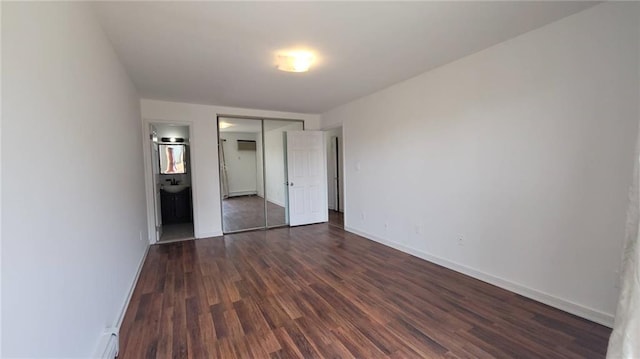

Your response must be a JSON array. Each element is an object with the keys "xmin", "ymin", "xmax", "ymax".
[
  {"xmin": 142, "ymin": 118, "xmax": 197, "ymax": 244},
  {"xmin": 216, "ymin": 114, "xmax": 304, "ymax": 234},
  {"xmin": 333, "ymin": 135, "xmax": 340, "ymax": 212}
]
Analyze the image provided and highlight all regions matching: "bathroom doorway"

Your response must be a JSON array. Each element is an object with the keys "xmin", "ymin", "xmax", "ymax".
[
  {"xmin": 218, "ymin": 116, "xmax": 304, "ymax": 233},
  {"xmin": 148, "ymin": 123, "xmax": 195, "ymax": 242},
  {"xmin": 325, "ymin": 126, "xmax": 344, "ymax": 228}
]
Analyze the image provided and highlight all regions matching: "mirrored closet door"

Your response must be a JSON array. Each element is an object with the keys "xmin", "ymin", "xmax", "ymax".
[{"xmin": 218, "ymin": 116, "xmax": 303, "ymax": 233}]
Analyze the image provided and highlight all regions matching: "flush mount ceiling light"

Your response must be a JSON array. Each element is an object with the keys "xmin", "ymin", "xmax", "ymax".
[
  {"xmin": 219, "ymin": 121, "xmax": 233, "ymax": 129},
  {"xmin": 276, "ymin": 51, "xmax": 314, "ymax": 73}
]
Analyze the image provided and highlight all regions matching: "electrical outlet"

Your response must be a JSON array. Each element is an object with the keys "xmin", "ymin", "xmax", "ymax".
[
  {"xmin": 457, "ymin": 237, "xmax": 464, "ymax": 246},
  {"xmin": 415, "ymin": 225, "xmax": 422, "ymax": 235},
  {"xmin": 139, "ymin": 230, "xmax": 144, "ymax": 241},
  {"xmin": 384, "ymin": 223, "xmax": 389, "ymax": 231},
  {"xmin": 360, "ymin": 211, "xmax": 366, "ymax": 221}
]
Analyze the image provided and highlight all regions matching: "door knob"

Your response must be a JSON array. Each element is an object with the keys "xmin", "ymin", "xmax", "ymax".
[{"xmin": 290, "ymin": 182, "xmax": 294, "ymax": 186}]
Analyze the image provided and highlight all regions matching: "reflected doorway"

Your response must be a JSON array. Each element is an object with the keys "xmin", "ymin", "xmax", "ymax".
[
  {"xmin": 218, "ymin": 116, "xmax": 304, "ymax": 233},
  {"xmin": 325, "ymin": 126, "xmax": 344, "ymax": 229}
]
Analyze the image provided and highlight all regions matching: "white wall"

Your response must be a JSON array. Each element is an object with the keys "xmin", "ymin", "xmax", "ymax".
[
  {"xmin": 141, "ymin": 99, "xmax": 321, "ymax": 238},
  {"xmin": 325, "ymin": 127, "xmax": 344, "ymax": 212},
  {"xmin": 322, "ymin": 2, "xmax": 639, "ymax": 326},
  {"xmin": 154, "ymin": 123, "xmax": 189, "ymax": 140},
  {"xmin": 220, "ymin": 132, "xmax": 258, "ymax": 196},
  {"xmin": 2, "ymin": 2, "xmax": 149, "ymax": 357}
]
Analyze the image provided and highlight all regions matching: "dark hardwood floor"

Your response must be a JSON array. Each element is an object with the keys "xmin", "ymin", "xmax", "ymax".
[
  {"xmin": 328, "ymin": 210, "xmax": 344, "ymax": 229},
  {"xmin": 222, "ymin": 195, "xmax": 286, "ymax": 232},
  {"xmin": 118, "ymin": 223, "xmax": 611, "ymax": 358}
]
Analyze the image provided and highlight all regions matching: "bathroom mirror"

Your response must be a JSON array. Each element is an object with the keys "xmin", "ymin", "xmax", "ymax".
[{"xmin": 159, "ymin": 144, "xmax": 187, "ymax": 174}]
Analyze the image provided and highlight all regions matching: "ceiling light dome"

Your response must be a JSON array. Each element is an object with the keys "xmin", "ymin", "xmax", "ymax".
[{"xmin": 276, "ymin": 51, "xmax": 314, "ymax": 72}]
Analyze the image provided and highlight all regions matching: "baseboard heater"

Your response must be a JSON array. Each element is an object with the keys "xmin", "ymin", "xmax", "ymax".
[{"xmin": 94, "ymin": 330, "xmax": 119, "ymax": 359}]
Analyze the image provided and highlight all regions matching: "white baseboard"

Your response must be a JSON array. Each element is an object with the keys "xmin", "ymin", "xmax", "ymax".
[
  {"xmin": 93, "ymin": 244, "xmax": 150, "ymax": 358},
  {"xmin": 256, "ymin": 194, "xmax": 286, "ymax": 208},
  {"xmin": 345, "ymin": 226, "xmax": 614, "ymax": 328},
  {"xmin": 116, "ymin": 244, "xmax": 150, "ymax": 329},
  {"xmin": 93, "ymin": 332, "xmax": 118, "ymax": 359},
  {"xmin": 197, "ymin": 230, "xmax": 223, "ymax": 239},
  {"xmin": 266, "ymin": 198, "xmax": 285, "ymax": 208},
  {"xmin": 228, "ymin": 190, "xmax": 258, "ymax": 197}
]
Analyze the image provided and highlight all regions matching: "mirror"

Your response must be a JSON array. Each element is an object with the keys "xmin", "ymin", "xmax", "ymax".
[
  {"xmin": 218, "ymin": 117, "xmax": 304, "ymax": 233},
  {"xmin": 159, "ymin": 144, "xmax": 187, "ymax": 174},
  {"xmin": 264, "ymin": 119, "xmax": 303, "ymax": 227},
  {"xmin": 219, "ymin": 118, "xmax": 265, "ymax": 232}
]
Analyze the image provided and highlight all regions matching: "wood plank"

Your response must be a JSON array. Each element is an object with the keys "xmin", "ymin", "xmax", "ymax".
[{"xmin": 117, "ymin": 221, "xmax": 611, "ymax": 359}]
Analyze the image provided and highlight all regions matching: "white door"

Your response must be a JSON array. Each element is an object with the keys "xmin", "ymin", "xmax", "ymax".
[
  {"xmin": 150, "ymin": 134, "xmax": 162, "ymax": 241},
  {"xmin": 287, "ymin": 131, "xmax": 328, "ymax": 226}
]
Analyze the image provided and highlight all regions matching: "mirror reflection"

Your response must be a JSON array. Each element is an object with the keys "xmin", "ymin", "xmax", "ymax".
[
  {"xmin": 264, "ymin": 119, "xmax": 303, "ymax": 227},
  {"xmin": 159, "ymin": 144, "xmax": 186, "ymax": 174},
  {"xmin": 218, "ymin": 117, "xmax": 303, "ymax": 233}
]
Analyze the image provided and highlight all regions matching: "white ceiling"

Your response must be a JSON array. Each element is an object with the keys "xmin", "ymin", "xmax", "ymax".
[
  {"xmin": 219, "ymin": 118, "xmax": 261, "ymax": 133},
  {"xmin": 93, "ymin": 1, "xmax": 597, "ymax": 114}
]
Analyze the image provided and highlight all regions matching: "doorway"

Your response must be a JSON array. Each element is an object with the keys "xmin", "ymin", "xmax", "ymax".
[
  {"xmin": 218, "ymin": 116, "xmax": 304, "ymax": 233},
  {"xmin": 149, "ymin": 123, "xmax": 195, "ymax": 242},
  {"xmin": 325, "ymin": 126, "xmax": 344, "ymax": 228}
]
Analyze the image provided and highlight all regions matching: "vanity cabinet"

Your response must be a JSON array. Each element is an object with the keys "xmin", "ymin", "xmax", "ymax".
[{"xmin": 161, "ymin": 188, "xmax": 192, "ymax": 224}]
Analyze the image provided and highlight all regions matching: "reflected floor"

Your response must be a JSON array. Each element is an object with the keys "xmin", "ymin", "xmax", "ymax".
[
  {"xmin": 329, "ymin": 210, "xmax": 344, "ymax": 228},
  {"xmin": 222, "ymin": 195, "xmax": 286, "ymax": 232}
]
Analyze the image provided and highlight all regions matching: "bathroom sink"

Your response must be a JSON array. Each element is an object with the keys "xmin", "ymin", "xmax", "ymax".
[{"xmin": 162, "ymin": 184, "xmax": 189, "ymax": 193}]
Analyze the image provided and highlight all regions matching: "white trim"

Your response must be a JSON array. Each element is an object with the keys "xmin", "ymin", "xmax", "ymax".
[
  {"xmin": 115, "ymin": 244, "xmax": 150, "ymax": 329},
  {"xmin": 93, "ymin": 244, "xmax": 150, "ymax": 358},
  {"xmin": 141, "ymin": 121, "xmax": 156, "ymax": 244},
  {"xmin": 197, "ymin": 231, "xmax": 224, "ymax": 239},
  {"xmin": 345, "ymin": 226, "xmax": 614, "ymax": 328},
  {"xmin": 93, "ymin": 332, "xmax": 118, "ymax": 359},
  {"xmin": 228, "ymin": 190, "xmax": 258, "ymax": 197}
]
